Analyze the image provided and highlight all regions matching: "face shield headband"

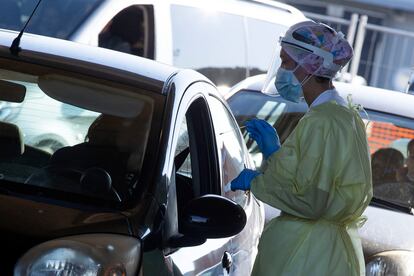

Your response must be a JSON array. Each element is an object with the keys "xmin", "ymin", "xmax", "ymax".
[{"xmin": 261, "ymin": 29, "xmax": 343, "ymax": 95}]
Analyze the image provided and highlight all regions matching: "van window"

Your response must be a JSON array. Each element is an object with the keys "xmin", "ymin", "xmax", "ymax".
[
  {"xmin": 171, "ymin": 5, "xmax": 247, "ymax": 88},
  {"xmin": 246, "ymin": 18, "xmax": 288, "ymax": 75},
  {"xmin": 98, "ymin": 5, "xmax": 155, "ymax": 59}
]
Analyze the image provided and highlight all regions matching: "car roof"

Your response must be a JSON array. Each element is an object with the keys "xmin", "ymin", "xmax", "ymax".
[
  {"xmin": 227, "ymin": 74, "xmax": 414, "ymax": 119},
  {"xmin": 0, "ymin": 29, "xmax": 178, "ymax": 94}
]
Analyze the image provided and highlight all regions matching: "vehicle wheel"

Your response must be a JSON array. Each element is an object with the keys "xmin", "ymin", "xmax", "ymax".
[{"xmin": 34, "ymin": 139, "xmax": 65, "ymax": 154}]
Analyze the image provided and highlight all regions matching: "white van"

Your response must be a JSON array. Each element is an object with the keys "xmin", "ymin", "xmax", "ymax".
[{"xmin": 2, "ymin": 0, "xmax": 305, "ymax": 89}]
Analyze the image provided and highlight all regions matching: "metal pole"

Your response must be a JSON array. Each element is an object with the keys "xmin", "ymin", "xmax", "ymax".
[
  {"xmin": 350, "ymin": 15, "xmax": 368, "ymax": 81},
  {"xmin": 405, "ymin": 68, "xmax": 414, "ymax": 93},
  {"xmin": 341, "ymin": 13, "xmax": 358, "ymax": 75}
]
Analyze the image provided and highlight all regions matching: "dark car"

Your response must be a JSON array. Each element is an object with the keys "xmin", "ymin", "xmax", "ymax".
[
  {"xmin": 226, "ymin": 74, "xmax": 414, "ymax": 275},
  {"xmin": 0, "ymin": 30, "xmax": 264, "ymax": 275}
]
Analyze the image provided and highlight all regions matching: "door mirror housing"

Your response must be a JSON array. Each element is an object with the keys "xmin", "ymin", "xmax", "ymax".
[{"xmin": 180, "ymin": 194, "xmax": 247, "ymax": 239}]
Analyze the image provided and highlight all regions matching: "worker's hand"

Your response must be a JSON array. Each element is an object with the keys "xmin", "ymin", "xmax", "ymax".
[
  {"xmin": 245, "ymin": 118, "xmax": 281, "ymax": 159},
  {"xmin": 231, "ymin": 169, "xmax": 260, "ymax": 191}
]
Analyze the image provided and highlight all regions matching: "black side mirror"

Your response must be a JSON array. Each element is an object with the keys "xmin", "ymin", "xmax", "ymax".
[{"xmin": 180, "ymin": 194, "xmax": 247, "ymax": 239}]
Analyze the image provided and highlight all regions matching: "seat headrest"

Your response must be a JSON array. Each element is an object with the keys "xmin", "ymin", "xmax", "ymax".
[
  {"xmin": 0, "ymin": 121, "xmax": 24, "ymax": 158},
  {"xmin": 86, "ymin": 115, "xmax": 124, "ymax": 146}
]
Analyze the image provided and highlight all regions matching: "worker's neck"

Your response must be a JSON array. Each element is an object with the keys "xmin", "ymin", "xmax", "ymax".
[{"xmin": 303, "ymin": 81, "xmax": 333, "ymax": 107}]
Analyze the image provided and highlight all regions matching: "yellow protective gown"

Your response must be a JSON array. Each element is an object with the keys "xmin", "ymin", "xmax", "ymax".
[{"xmin": 251, "ymin": 101, "xmax": 372, "ymax": 276}]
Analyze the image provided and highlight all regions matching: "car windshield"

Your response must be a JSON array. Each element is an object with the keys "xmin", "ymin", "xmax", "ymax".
[
  {"xmin": 228, "ymin": 90, "xmax": 414, "ymax": 210},
  {"xmin": 0, "ymin": 67, "xmax": 154, "ymax": 206},
  {"xmin": 0, "ymin": 0, "xmax": 103, "ymax": 39}
]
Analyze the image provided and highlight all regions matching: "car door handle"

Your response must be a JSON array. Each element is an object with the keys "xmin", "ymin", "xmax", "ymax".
[{"xmin": 222, "ymin": 251, "xmax": 233, "ymax": 274}]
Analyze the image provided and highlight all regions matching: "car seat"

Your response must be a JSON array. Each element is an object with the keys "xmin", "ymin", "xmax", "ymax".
[
  {"xmin": 0, "ymin": 121, "xmax": 50, "ymax": 182},
  {"xmin": 40, "ymin": 115, "xmax": 131, "ymax": 196},
  {"xmin": 0, "ymin": 121, "xmax": 24, "ymax": 158}
]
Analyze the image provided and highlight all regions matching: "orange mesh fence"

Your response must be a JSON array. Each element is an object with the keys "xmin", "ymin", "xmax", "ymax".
[{"xmin": 368, "ymin": 122, "xmax": 414, "ymax": 154}]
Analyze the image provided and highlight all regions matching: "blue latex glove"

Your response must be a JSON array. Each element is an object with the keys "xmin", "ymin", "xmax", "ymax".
[
  {"xmin": 245, "ymin": 118, "xmax": 281, "ymax": 159},
  {"xmin": 231, "ymin": 169, "xmax": 260, "ymax": 191}
]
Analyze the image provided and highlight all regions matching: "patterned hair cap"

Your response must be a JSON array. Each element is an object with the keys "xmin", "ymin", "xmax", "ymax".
[{"xmin": 281, "ymin": 20, "xmax": 353, "ymax": 78}]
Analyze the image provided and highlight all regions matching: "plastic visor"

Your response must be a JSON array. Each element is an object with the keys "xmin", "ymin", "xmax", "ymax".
[
  {"xmin": 261, "ymin": 33, "xmax": 342, "ymax": 96},
  {"xmin": 261, "ymin": 42, "xmax": 282, "ymax": 96}
]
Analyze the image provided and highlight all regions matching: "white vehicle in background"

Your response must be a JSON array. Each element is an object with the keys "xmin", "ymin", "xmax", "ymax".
[{"xmin": 1, "ymin": 0, "xmax": 306, "ymax": 90}]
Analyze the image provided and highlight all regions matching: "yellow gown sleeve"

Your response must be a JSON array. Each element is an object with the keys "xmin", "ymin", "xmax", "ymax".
[{"xmin": 251, "ymin": 115, "xmax": 338, "ymax": 219}]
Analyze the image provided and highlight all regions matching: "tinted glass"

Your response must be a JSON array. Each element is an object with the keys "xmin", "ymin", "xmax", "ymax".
[
  {"xmin": 0, "ymin": 68, "xmax": 154, "ymax": 204},
  {"xmin": 171, "ymin": 5, "xmax": 247, "ymax": 88},
  {"xmin": 0, "ymin": 0, "xmax": 102, "ymax": 39}
]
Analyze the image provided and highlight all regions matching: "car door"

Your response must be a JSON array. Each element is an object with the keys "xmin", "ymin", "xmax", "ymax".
[
  {"xmin": 165, "ymin": 81, "xmax": 234, "ymax": 275},
  {"xmin": 208, "ymin": 95, "xmax": 264, "ymax": 275}
]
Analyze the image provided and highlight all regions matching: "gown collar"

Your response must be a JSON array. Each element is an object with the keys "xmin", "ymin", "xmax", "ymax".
[{"xmin": 310, "ymin": 88, "xmax": 347, "ymax": 109}]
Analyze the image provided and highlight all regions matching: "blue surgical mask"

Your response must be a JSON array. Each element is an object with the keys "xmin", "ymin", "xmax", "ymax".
[{"xmin": 274, "ymin": 66, "xmax": 303, "ymax": 103}]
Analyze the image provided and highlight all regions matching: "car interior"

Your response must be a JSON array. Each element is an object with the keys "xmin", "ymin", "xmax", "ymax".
[
  {"xmin": 98, "ymin": 5, "xmax": 155, "ymax": 59},
  {"xmin": 23, "ymin": 111, "xmax": 154, "ymax": 202},
  {"xmin": 0, "ymin": 121, "xmax": 51, "ymax": 183},
  {"xmin": 0, "ymin": 69, "xmax": 155, "ymax": 204}
]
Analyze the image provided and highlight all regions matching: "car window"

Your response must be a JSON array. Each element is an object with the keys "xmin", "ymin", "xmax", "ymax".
[
  {"xmin": 364, "ymin": 111, "xmax": 414, "ymax": 207},
  {"xmin": 171, "ymin": 4, "xmax": 247, "ymax": 88},
  {"xmin": 228, "ymin": 89, "xmax": 414, "ymax": 208},
  {"xmin": 227, "ymin": 90, "xmax": 308, "ymax": 167},
  {"xmin": 174, "ymin": 97, "xmax": 219, "ymax": 217},
  {"xmin": 0, "ymin": 68, "xmax": 154, "ymax": 205},
  {"xmin": 1, "ymin": 0, "xmax": 103, "ymax": 39},
  {"xmin": 175, "ymin": 120, "xmax": 191, "ymax": 178},
  {"xmin": 98, "ymin": 5, "xmax": 155, "ymax": 59},
  {"xmin": 208, "ymin": 96, "xmax": 248, "ymax": 206}
]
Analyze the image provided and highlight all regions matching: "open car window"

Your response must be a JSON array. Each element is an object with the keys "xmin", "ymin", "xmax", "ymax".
[
  {"xmin": 227, "ymin": 90, "xmax": 308, "ymax": 167},
  {"xmin": 228, "ymin": 89, "xmax": 414, "ymax": 210},
  {"xmin": 364, "ymin": 111, "xmax": 414, "ymax": 208},
  {"xmin": 0, "ymin": 68, "xmax": 154, "ymax": 205}
]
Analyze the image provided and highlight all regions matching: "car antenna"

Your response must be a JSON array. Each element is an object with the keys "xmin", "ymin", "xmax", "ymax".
[{"xmin": 9, "ymin": 0, "xmax": 43, "ymax": 56}]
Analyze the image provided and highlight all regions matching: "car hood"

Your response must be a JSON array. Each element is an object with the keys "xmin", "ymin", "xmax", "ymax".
[{"xmin": 360, "ymin": 205, "xmax": 414, "ymax": 256}]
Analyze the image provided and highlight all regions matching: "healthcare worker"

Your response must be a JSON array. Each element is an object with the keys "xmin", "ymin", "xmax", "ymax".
[{"xmin": 231, "ymin": 20, "xmax": 372, "ymax": 276}]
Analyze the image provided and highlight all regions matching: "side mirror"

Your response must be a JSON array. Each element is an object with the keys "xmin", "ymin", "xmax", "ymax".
[{"xmin": 180, "ymin": 194, "xmax": 247, "ymax": 239}]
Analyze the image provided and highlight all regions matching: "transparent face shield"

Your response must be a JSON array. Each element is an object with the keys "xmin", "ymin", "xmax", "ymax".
[
  {"xmin": 261, "ymin": 31, "xmax": 341, "ymax": 96},
  {"xmin": 261, "ymin": 42, "xmax": 282, "ymax": 96}
]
